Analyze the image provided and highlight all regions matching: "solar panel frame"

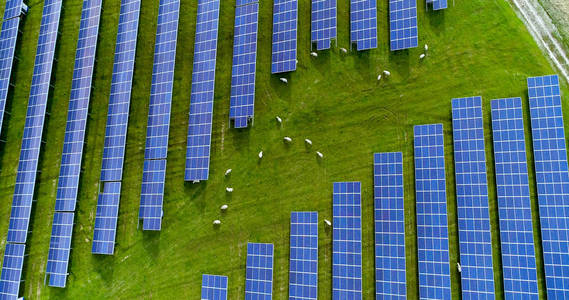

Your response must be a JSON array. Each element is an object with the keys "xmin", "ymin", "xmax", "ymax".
[
  {"xmin": 201, "ymin": 274, "xmax": 228, "ymax": 300},
  {"xmin": 311, "ymin": 0, "xmax": 337, "ymax": 50},
  {"xmin": 185, "ymin": 0, "xmax": 221, "ymax": 182},
  {"xmin": 271, "ymin": 0, "xmax": 297, "ymax": 73},
  {"xmin": 46, "ymin": 212, "xmax": 74, "ymax": 288},
  {"xmin": 350, "ymin": 0, "xmax": 378, "ymax": 51},
  {"xmin": 245, "ymin": 242, "xmax": 274, "ymax": 299},
  {"xmin": 413, "ymin": 124, "xmax": 452, "ymax": 300},
  {"xmin": 0, "ymin": 244, "xmax": 25, "ymax": 299},
  {"xmin": 332, "ymin": 181, "xmax": 363, "ymax": 300},
  {"xmin": 143, "ymin": 0, "xmax": 180, "ymax": 161},
  {"xmin": 527, "ymin": 74, "xmax": 569, "ymax": 298},
  {"xmin": 428, "ymin": 0, "xmax": 447, "ymax": 10},
  {"xmin": 139, "ymin": 159, "xmax": 166, "ymax": 231},
  {"xmin": 289, "ymin": 211, "xmax": 318, "ymax": 300},
  {"xmin": 92, "ymin": 182, "xmax": 121, "ymax": 255},
  {"xmin": 490, "ymin": 97, "xmax": 539, "ymax": 299},
  {"xmin": 389, "ymin": 0, "xmax": 419, "ymax": 51},
  {"xmin": 229, "ymin": 2, "xmax": 258, "ymax": 129},
  {"xmin": 374, "ymin": 152, "xmax": 407, "ymax": 299},
  {"xmin": 451, "ymin": 97, "xmax": 495, "ymax": 298}
]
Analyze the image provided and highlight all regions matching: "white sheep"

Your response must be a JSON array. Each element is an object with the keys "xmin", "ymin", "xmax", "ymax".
[
  {"xmin": 457, "ymin": 262, "xmax": 462, "ymax": 273},
  {"xmin": 383, "ymin": 70, "xmax": 391, "ymax": 76},
  {"xmin": 284, "ymin": 137, "xmax": 292, "ymax": 142},
  {"xmin": 221, "ymin": 204, "xmax": 228, "ymax": 211},
  {"xmin": 377, "ymin": 75, "xmax": 382, "ymax": 81},
  {"xmin": 280, "ymin": 78, "xmax": 288, "ymax": 84},
  {"xmin": 258, "ymin": 151, "xmax": 263, "ymax": 159},
  {"xmin": 424, "ymin": 44, "xmax": 429, "ymax": 51},
  {"xmin": 276, "ymin": 116, "xmax": 282, "ymax": 123},
  {"xmin": 213, "ymin": 220, "xmax": 221, "ymax": 225},
  {"xmin": 324, "ymin": 219, "xmax": 332, "ymax": 226},
  {"xmin": 316, "ymin": 151, "xmax": 324, "ymax": 158},
  {"xmin": 419, "ymin": 53, "xmax": 426, "ymax": 60},
  {"xmin": 225, "ymin": 169, "xmax": 232, "ymax": 176},
  {"xmin": 305, "ymin": 139, "xmax": 312, "ymax": 145},
  {"xmin": 340, "ymin": 48, "xmax": 348, "ymax": 54},
  {"xmin": 310, "ymin": 52, "xmax": 318, "ymax": 57},
  {"xmin": 226, "ymin": 187, "xmax": 233, "ymax": 193}
]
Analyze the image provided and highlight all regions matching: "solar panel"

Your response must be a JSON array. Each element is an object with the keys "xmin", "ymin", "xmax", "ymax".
[
  {"xmin": 93, "ymin": 0, "xmax": 141, "ymax": 255},
  {"xmin": 184, "ymin": 0, "xmax": 220, "ymax": 182},
  {"xmin": 139, "ymin": 159, "xmax": 166, "ymax": 231},
  {"xmin": 527, "ymin": 74, "xmax": 569, "ymax": 298},
  {"xmin": 229, "ymin": 1, "xmax": 258, "ymax": 129},
  {"xmin": 373, "ymin": 152, "xmax": 406, "ymax": 299},
  {"xmin": 92, "ymin": 182, "xmax": 121, "ymax": 255},
  {"xmin": 350, "ymin": 0, "xmax": 377, "ymax": 50},
  {"xmin": 289, "ymin": 212, "xmax": 318, "ymax": 300},
  {"xmin": 0, "ymin": 244, "xmax": 25, "ymax": 299},
  {"xmin": 413, "ymin": 124, "xmax": 452, "ymax": 300},
  {"xmin": 271, "ymin": 0, "xmax": 297, "ymax": 73},
  {"xmin": 99, "ymin": 0, "xmax": 141, "ymax": 182},
  {"xmin": 55, "ymin": 0, "xmax": 102, "ymax": 213},
  {"xmin": 143, "ymin": 0, "xmax": 180, "ymax": 161},
  {"xmin": 451, "ymin": 97, "xmax": 495, "ymax": 298},
  {"xmin": 201, "ymin": 274, "xmax": 228, "ymax": 300},
  {"xmin": 245, "ymin": 242, "xmax": 274, "ymax": 299},
  {"xmin": 389, "ymin": 0, "xmax": 418, "ymax": 51},
  {"xmin": 45, "ymin": 212, "xmax": 74, "ymax": 288},
  {"xmin": 311, "ymin": 0, "xmax": 337, "ymax": 50},
  {"xmin": 427, "ymin": 0, "xmax": 447, "ymax": 10},
  {"xmin": 490, "ymin": 97, "xmax": 539, "ymax": 299},
  {"xmin": 332, "ymin": 182, "xmax": 362, "ymax": 300},
  {"xmin": 0, "ymin": 0, "xmax": 25, "ymax": 137}
]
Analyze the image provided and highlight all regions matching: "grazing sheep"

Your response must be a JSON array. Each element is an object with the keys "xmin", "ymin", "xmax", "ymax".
[
  {"xmin": 340, "ymin": 48, "xmax": 348, "ymax": 54},
  {"xmin": 284, "ymin": 137, "xmax": 292, "ymax": 142},
  {"xmin": 221, "ymin": 205, "xmax": 228, "ymax": 211},
  {"xmin": 420, "ymin": 53, "xmax": 426, "ymax": 60},
  {"xmin": 377, "ymin": 75, "xmax": 382, "ymax": 81},
  {"xmin": 305, "ymin": 139, "xmax": 312, "ymax": 145},
  {"xmin": 316, "ymin": 151, "xmax": 324, "ymax": 158},
  {"xmin": 280, "ymin": 78, "xmax": 288, "ymax": 84},
  {"xmin": 310, "ymin": 52, "xmax": 318, "ymax": 57},
  {"xmin": 226, "ymin": 187, "xmax": 233, "ymax": 193},
  {"xmin": 276, "ymin": 116, "xmax": 282, "ymax": 123},
  {"xmin": 383, "ymin": 70, "xmax": 391, "ymax": 76},
  {"xmin": 258, "ymin": 151, "xmax": 263, "ymax": 159},
  {"xmin": 213, "ymin": 220, "xmax": 221, "ymax": 225},
  {"xmin": 225, "ymin": 169, "xmax": 232, "ymax": 176},
  {"xmin": 424, "ymin": 44, "xmax": 429, "ymax": 51},
  {"xmin": 324, "ymin": 219, "xmax": 332, "ymax": 226}
]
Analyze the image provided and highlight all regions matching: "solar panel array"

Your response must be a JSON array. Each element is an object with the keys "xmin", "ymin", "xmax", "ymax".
[
  {"xmin": 289, "ymin": 212, "xmax": 318, "ymax": 300},
  {"xmin": 350, "ymin": 0, "xmax": 377, "ymax": 50},
  {"xmin": 229, "ymin": 0, "xmax": 258, "ymax": 129},
  {"xmin": 201, "ymin": 274, "xmax": 228, "ymax": 300},
  {"xmin": 0, "ymin": 244, "xmax": 25, "ymax": 299},
  {"xmin": 46, "ymin": 0, "xmax": 102, "ymax": 287},
  {"xmin": 271, "ymin": 0, "xmax": 297, "ymax": 73},
  {"xmin": 311, "ymin": 0, "xmax": 337, "ymax": 50},
  {"xmin": 185, "ymin": 0, "xmax": 221, "ymax": 182},
  {"xmin": 427, "ymin": 0, "xmax": 447, "ymax": 10},
  {"xmin": 46, "ymin": 212, "xmax": 74, "ymax": 287},
  {"xmin": 490, "ymin": 97, "xmax": 539, "ymax": 299},
  {"xmin": 373, "ymin": 152, "xmax": 407, "ymax": 299},
  {"xmin": 527, "ymin": 74, "xmax": 569, "ymax": 298},
  {"xmin": 0, "ymin": 0, "xmax": 25, "ymax": 136},
  {"xmin": 93, "ymin": 0, "xmax": 141, "ymax": 255},
  {"xmin": 413, "ymin": 124, "xmax": 452, "ymax": 300},
  {"xmin": 451, "ymin": 97, "xmax": 495, "ymax": 298},
  {"xmin": 245, "ymin": 243, "xmax": 274, "ymax": 299},
  {"xmin": 139, "ymin": 0, "xmax": 180, "ymax": 230},
  {"xmin": 0, "ymin": 0, "xmax": 62, "ymax": 297},
  {"xmin": 332, "ymin": 182, "xmax": 363, "ymax": 300},
  {"xmin": 389, "ymin": 0, "xmax": 419, "ymax": 51}
]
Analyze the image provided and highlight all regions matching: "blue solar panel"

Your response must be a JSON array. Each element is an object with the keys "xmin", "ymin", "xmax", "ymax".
[
  {"xmin": 139, "ymin": 159, "xmax": 166, "ymax": 231},
  {"xmin": 427, "ymin": 0, "xmax": 447, "ymax": 10},
  {"xmin": 0, "ymin": 0, "xmax": 25, "ymax": 137},
  {"xmin": 490, "ymin": 97, "xmax": 539, "ymax": 299},
  {"xmin": 451, "ymin": 97, "xmax": 495, "ymax": 299},
  {"xmin": 289, "ymin": 212, "xmax": 318, "ymax": 300},
  {"xmin": 229, "ymin": 1, "xmax": 258, "ymax": 129},
  {"xmin": 100, "ymin": 0, "xmax": 141, "ymax": 182},
  {"xmin": 144, "ymin": 0, "xmax": 180, "ymax": 161},
  {"xmin": 201, "ymin": 274, "xmax": 228, "ymax": 300},
  {"xmin": 0, "ymin": 244, "xmax": 25, "ymax": 299},
  {"xmin": 271, "ymin": 0, "xmax": 297, "ymax": 73},
  {"xmin": 374, "ymin": 152, "xmax": 406, "ymax": 299},
  {"xmin": 46, "ymin": 212, "xmax": 74, "ymax": 288},
  {"xmin": 389, "ymin": 0, "xmax": 418, "ymax": 51},
  {"xmin": 527, "ymin": 74, "xmax": 569, "ymax": 298},
  {"xmin": 350, "ymin": 0, "xmax": 377, "ymax": 50},
  {"xmin": 185, "ymin": 0, "xmax": 220, "ymax": 182},
  {"xmin": 245, "ymin": 242, "xmax": 274, "ymax": 299},
  {"xmin": 312, "ymin": 0, "xmax": 336, "ymax": 50},
  {"xmin": 332, "ymin": 182, "xmax": 362, "ymax": 300},
  {"xmin": 55, "ymin": 0, "xmax": 102, "ymax": 213},
  {"xmin": 92, "ymin": 182, "xmax": 121, "ymax": 255},
  {"xmin": 413, "ymin": 124, "xmax": 452, "ymax": 300}
]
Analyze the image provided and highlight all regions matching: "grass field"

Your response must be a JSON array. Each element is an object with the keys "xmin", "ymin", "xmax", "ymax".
[{"xmin": 0, "ymin": 0, "xmax": 567, "ymax": 298}]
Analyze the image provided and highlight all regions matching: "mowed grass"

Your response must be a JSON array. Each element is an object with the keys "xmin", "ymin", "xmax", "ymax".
[{"xmin": 0, "ymin": 0, "xmax": 567, "ymax": 298}]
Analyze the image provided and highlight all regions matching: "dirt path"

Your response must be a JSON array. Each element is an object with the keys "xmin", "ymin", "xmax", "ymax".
[{"xmin": 508, "ymin": 0, "xmax": 569, "ymax": 82}]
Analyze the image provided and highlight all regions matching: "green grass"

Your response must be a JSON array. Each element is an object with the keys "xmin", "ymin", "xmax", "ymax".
[{"xmin": 0, "ymin": 0, "xmax": 567, "ymax": 298}]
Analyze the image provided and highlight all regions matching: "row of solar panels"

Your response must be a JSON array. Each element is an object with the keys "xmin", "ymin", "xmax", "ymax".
[{"xmin": 200, "ymin": 74, "xmax": 569, "ymax": 300}]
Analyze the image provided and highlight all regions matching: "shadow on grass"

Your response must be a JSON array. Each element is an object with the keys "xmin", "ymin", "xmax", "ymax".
[
  {"xmin": 142, "ymin": 230, "xmax": 161, "ymax": 260},
  {"xmin": 388, "ymin": 50, "xmax": 411, "ymax": 79},
  {"xmin": 427, "ymin": 9, "xmax": 446, "ymax": 36}
]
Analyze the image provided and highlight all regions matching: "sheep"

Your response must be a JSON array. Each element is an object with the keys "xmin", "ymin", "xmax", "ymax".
[
  {"xmin": 226, "ymin": 187, "xmax": 233, "ymax": 193},
  {"xmin": 316, "ymin": 151, "xmax": 324, "ymax": 158},
  {"xmin": 457, "ymin": 262, "xmax": 462, "ymax": 273},
  {"xmin": 221, "ymin": 204, "xmax": 228, "ymax": 211},
  {"xmin": 258, "ymin": 151, "xmax": 263, "ymax": 159},
  {"xmin": 377, "ymin": 75, "xmax": 382, "ymax": 81},
  {"xmin": 424, "ymin": 44, "xmax": 429, "ymax": 51},
  {"xmin": 383, "ymin": 70, "xmax": 391, "ymax": 76},
  {"xmin": 340, "ymin": 48, "xmax": 348, "ymax": 54},
  {"xmin": 276, "ymin": 116, "xmax": 282, "ymax": 124},
  {"xmin": 305, "ymin": 138, "xmax": 312, "ymax": 145},
  {"xmin": 324, "ymin": 219, "xmax": 332, "ymax": 226},
  {"xmin": 280, "ymin": 78, "xmax": 288, "ymax": 84},
  {"xmin": 284, "ymin": 137, "xmax": 292, "ymax": 142},
  {"xmin": 225, "ymin": 169, "xmax": 232, "ymax": 176},
  {"xmin": 213, "ymin": 220, "xmax": 221, "ymax": 225},
  {"xmin": 419, "ymin": 53, "xmax": 426, "ymax": 60},
  {"xmin": 310, "ymin": 52, "xmax": 318, "ymax": 57}
]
